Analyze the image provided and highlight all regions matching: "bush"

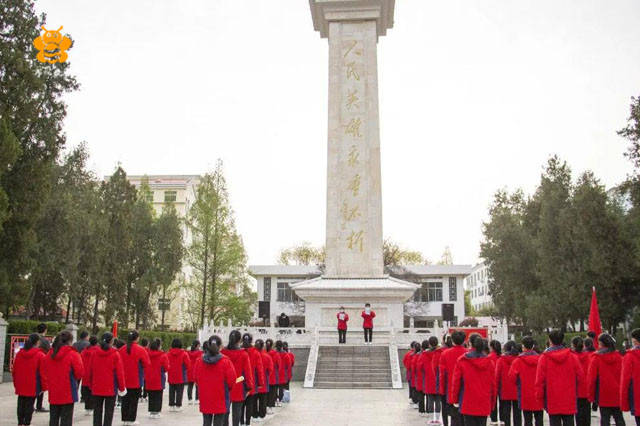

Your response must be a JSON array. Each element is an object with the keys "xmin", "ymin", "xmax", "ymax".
[{"xmin": 8, "ymin": 320, "xmax": 65, "ymax": 335}]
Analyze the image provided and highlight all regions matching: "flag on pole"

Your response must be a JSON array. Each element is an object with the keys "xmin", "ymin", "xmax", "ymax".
[
  {"xmin": 112, "ymin": 320, "xmax": 118, "ymax": 338},
  {"xmin": 588, "ymin": 286, "xmax": 602, "ymax": 349}
]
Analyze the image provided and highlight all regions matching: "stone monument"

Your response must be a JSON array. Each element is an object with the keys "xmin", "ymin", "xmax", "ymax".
[{"xmin": 291, "ymin": 0, "xmax": 418, "ymax": 330}]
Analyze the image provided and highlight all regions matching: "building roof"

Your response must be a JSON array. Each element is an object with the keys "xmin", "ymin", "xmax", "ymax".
[
  {"xmin": 249, "ymin": 264, "xmax": 472, "ymax": 277},
  {"xmin": 248, "ymin": 265, "xmax": 322, "ymax": 277},
  {"xmin": 388, "ymin": 264, "xmax": 473, "ymax": 276}
]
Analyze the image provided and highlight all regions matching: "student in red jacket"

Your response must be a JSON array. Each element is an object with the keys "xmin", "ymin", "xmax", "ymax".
[
  {"xmin": 266, "ymin": 339, "xmax": 280, "ymax": 411},
  {"xmin": 42, "ymin": 331, "xmax": 84, "ymax": 426},
  {"xmin": 535, "ymin": 329, "xmax": 585, "ymax": 426},
  {"xmin": 255, "ymin": 339, "xmax": 273, "ymax": 420},
  {"xmin": 88, "ymin": 332, "xmax": 126, "ymax": 426},
  {"xmin": 571, "ymin": 336, "xmax": 591, "ymax": 426},
  {"xmin": 337, "ymin": 307, "xmax": 349, "ymax": 344},
  {"xmin": 79, "ymin": 335, "xmax": 98, "ymax": 415},
  {"xmin": 411, "ymin": 342, "xmax": 423, "ymax": 411},
  {"xmin": 361, "ymin": 303, "xmax": 376, "ymax": 345},
  {"xmin": 587, "ymin": 333, "xmax": 625, "ymax": 426},
  {"xmin": 488, "ymin": 340, "xmax": 502, "ymax": 424},
  {"xmin": 440, "ymin": 331, "xmax": 468, "ymax": 426},
  {"xmin": 451, "ymin": 336, "xmax": 497, "ymax": 426},
  {"xmin": 221, "ymin": 330, "xmax": 255, "ymax": 426},
  {"xmin": 508, "ymin": 336, "xmax": 543, "ymax": 426},
  {"xmin": 139, "ymin": 337, "xmax": 149, "ymax": 403},
  {"xmin": 144, "ymin": 338, "xmax": 169, "ymax": 418},
  {"xmin": 283, "ymin": 341, "xmax": 295, "ymax": 391},
  {"xmin": 422, "ymin": 336, "xmax": 442, "ymax": 417},
  {"xmin": 187, "ymin": 340, "xmax": 202, "ymax": 405},
  {"xmin": 620, "ymin": 328, "xmax": 640, "ymax": 426},
  {"xmin": 13, "ymin": 334, "xmax": 47, "ymax": 426},
  {"xmin": 167, "ymin": 338, "xmax": 191, "ymax": 411},
  {"xmin": 195, "ymin": 335, "xmax": 237, "ymax": 426},
  {"xmin": 242, "ymin": 333, "xmax": 264, "ymax": 425},
  {"xmin": 275, "ymin": 340, "xmax": 291, "ymax": 405},
  {"xmin": 118, "ymin": 330, "xmax": 151, "ymax": 425},
  {"xmin": 403, "ymin": 342, "xmax": 417, "ymax": 403},
  {"xmin": 496, "ymin": 341, "xmax": 522, "ymax": 426}
]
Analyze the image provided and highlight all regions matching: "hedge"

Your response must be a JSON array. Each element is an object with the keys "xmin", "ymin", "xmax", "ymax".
[{"xmin": 8, "ymin": 320, "xmax": 66, "ymax": 335}]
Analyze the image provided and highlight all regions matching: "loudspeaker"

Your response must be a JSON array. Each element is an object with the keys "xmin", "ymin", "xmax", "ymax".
[
  {"xmin": 442, "ymin": 303, "xmax": 455, "ymax": 322},
  {"xmin": 258, "ymin": 301, "xmax": 270, "ymax": 319}
]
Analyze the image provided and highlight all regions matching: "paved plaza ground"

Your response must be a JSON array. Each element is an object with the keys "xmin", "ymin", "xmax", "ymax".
[{"xmin": 1, "ymin": 382, "xmax": 636, "ymax": 426}]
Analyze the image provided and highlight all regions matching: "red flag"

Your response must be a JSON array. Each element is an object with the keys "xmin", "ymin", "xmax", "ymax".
[
  {"xmin": 588, "ymin": 287, "xmax": 602, "ymax": 348},
  {"xmin": 112, "ymin": 320, "xmax": 118, "ymax": 338}
]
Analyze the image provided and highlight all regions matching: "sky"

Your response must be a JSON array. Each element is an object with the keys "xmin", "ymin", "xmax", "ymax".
[{"xmin": 35, "ymin": 0, "xmax": 640, "ymax": 266}]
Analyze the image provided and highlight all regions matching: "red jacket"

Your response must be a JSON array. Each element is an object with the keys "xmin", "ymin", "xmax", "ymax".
[
  {"xmin": 258, "ymin": 349, "xmax": 273, "ymax": 393},
  {"xmin": 337, "ymin": 312, "xmax": 349, "ymax": 330},
  {"xmin": 451, "ymin": 352, "xmax": 496, "ymax": 416},
  {"xmin": 573, "ymin": 350, "xmax": 591, "ymax": 399},
  {"xmin": 42, "ymin": 346, "xmax": 84, "ymax": 405},
  {"xmin": 80, "ymin": 345, "xmax": 98, "ymax": 383},
  {"xmin": 620, "ymin": 347, "xmax": 640, "ymax": 415},
  {"xmin": 496, "ymin": 354, "xmax": 518, "ymax": 400},
  {"xmin": 403, "ymin": 350, "xmax": 413, "ymax": 383},
  {"xmin": 267, "ymin": 350, "xmax": 280, "ymax": 385},
  {"xmin": 245, "ymin": 347, "xmax": 265, "ymax": 395},
  {"xmin": 144, "ymin": 349, "xmax": 170, "ymax": 391},
  {"xmin": 588, "ymin": 349, "xmax": 623, "ymax": 407},
  {"xmin": 119, "ymin": 343, "xmax": 151, "ymax": 389},
  {"xmin": 419, "ymin": 349, "xmax": 438, "ymax": 394},
  {"xmin": 286, "ymin": 351, "xmax": 295, "ymax": 381},
  {"xmin": 187, "ymin": 350, "xmax": 203, "ymax": 382},
  {"xmin": 276, "ymin": 350, "xmax": 291, "ymax": 385},
  {"xmin": 88, "ymin": 347, "xmax": 126, "ymax": 397},
  {"xmin": 361, "ymin": 310, "xmax": 375, "ymax": 329},
  {"xmin": 194, "ymin": 354, "xmax": 237, "ymax": 415},
  {"xmin": 439, "ymin": 345, "xmax": 467, "ymax": 403},
  {"xmin": 167, "ymin": 348, "xmax": 191, "ymax": 385},
  {"xmin": 411, "ymin": 352, "xmax": 421, "ymax": 389},
  {"xmin": 12, "ymin": 347, "xmax": 47, "ymax": 397},
  {"xmin": 433, "ymin": 347, "xmax": 444, "ymax": 394},
  {"xmin": 508, "ymin": 351, "xmax": 543, "ymax": 411},
  {"xmin": 221, "ymin": 348, "xmax": 254, "ymax": 402},
  {"xmin": 535, "ymin": 346, "xmax": 585, "ymax": 415}
]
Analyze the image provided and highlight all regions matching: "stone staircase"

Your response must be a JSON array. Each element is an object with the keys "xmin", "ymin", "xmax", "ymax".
[{"xmin": 313, "ymin": 345, "xmax": 393, "ymax": 389}]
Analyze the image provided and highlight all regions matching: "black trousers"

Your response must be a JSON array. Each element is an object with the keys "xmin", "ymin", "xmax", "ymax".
[
  {"xmin": 278, "ymin": 384, "xmax": 285, "ymax": 402},
  {"xmin": 500, "ymin": 399, "xmax": 522, "ymax": 426},
  {"xmin": 267, "ymin": 385, "xmax": 277, "ymax": 407},
  {"xmin": 17, "ymin": 396, "xmax": 36, "ymax": 425},
  {"xmin": 203, "ymin": 413, "xmax": 227, "ymax": 426},
  {"xmin": 363, "ymin": 327, "xmax": 373, "ymax": 342},
  {"xmin": 491, "ymin": 404, "xmax": 499, "ymax": 423},
  {"xmin": 148, "ymin": 389, "xmax": 163, "ymax": 413},
  {"xmin": 36, "ymin": 392, "xmax": 44, "ymax": 410},
  {"xmin": 338, "ymin": 329, "xmax": 347, "ymax": 344},
  {"xmin": 523, "ymin": 410, "xmax": 543, "ymax": 426},
  {"xmin": 599, "ymin": 407, "xmax": 625, "ymax": 426},
  {"xmin": 256, "ymin": 392, "xmax": 268, "ymax": 418},
  {"xmin": 465, "ymin": 415, "xmax": 488, "ymax": 426},
  {"xmin": 231, "ymin": 401, "xmax": 243, "ymax": 426},
  {"xmin": 426, "ymin": 394, "xmax": 441, "ymax": 413},
  {"xmin": 187, "ymin": 382, "xmax": 199, "ymax": 400},
  {"xmin": 82, "ymin": 386, "xmax": 94, "ymax": 410},
  {"xmin": 576, "ymin": 398, "xmax": 591, "ymax": 426},
  {"xmin": 549, "ymin": 414, "xmax": 575, "ymax": 426},
  {"xmin": 442, "ymin": 400, "xmax": 449, "ymax": 426},
  {"xmin": 242, "ymin": 394, "xmax": 257, "ymax": 424},
  {"xmin": 635, "ymin": 417, "xmax": 640, "ymax": 426},
  {"xmin": 447, "ymin": 403, "xmax": 463, "ymax": 426},
  {"xmin": 417, "ymin": 390, "xmax": 426, "ymax": 413},
  {"xmin": 49, "ymin": 403, "xmax": 74, "ymax": 426},
  {"xmin": 169, "ymin": 383, "xmax": 185, "ymax": 407},
  {"xmin": 121, "ymin": 387, "xmax": 141, "ymax": 422},
  {"xmin": 93, "ymin": 396, "xmax": 116, "ymax": 426}
]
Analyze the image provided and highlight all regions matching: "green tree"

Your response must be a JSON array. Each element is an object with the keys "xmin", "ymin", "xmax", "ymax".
[
  {"xmin": 383, "ymin": 238, "xmax": 426, "ymax": 266},
  {"xmin": 278, "ymin": 242, "xmax": 325, "ymax": 265},
  {"xmin": 437, "ymin": 246, "xmax": 453, "ymax": 265}
]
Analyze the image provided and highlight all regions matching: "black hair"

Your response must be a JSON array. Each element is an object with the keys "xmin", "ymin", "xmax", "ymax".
[
  {"xmin": 100, "ymin": 332, "xmax": 113, "ymax": 351},
  {"xmin": 421, "ymin": 340, "xmax": 429, "ymax": 350},
  {"xmin": 365, "ymin": 303, "xmax": 371, "ymax": 307},
  {"xmin": 206, "ymin": 335, "xmax": 220, "ymax": 357},
  {"xmin": 482, "ymin": 339, "xmax": 490, "ymax": 354},
  {"xmin": 265, "ymin": 338, "xmax": 274, "ymax": 351},
  {"xmin": 412, "ymin": 342, "xmax": 420, "ymax": 353},
  {"xmin": 37, "ymin": 323, "xmax": 47, "ymax": 334},
  {"xmin": 140, "ymin": 338, "xmax": 149, "ymax": 347},
  {"xmin": 468, "ymin": 333, "xmax": 481, "ymax": 348},
  {"xmin": 275, "ymin": 340, "xmax": 284, "ymax": 351},
  {"xmin": 451, "ymin": 331, "xmax": 466, "ymax": 346},
  {"xmin": 171, "ymin": 338, "xmax": 182, "ymax": 349},
  {"xmin": 631, "ymin": 328, "xmax": 640, "ymax": 343},
  {"xmin": 504, "ymin": 340, "xmax": 517, "ymax": 355},
  {"xmin": 191, "ymin": 340, "xmax": 201, "ymax": 351},
  {"xmin": 472, "ymin": 337, "xmax": 485, "ymax": 353},
  {"xmin": 587, "ymin": 331, "xmax": 596, "ymax": 339},
  {"xmin": 79, "ymin": 330, "xmax": 89, "ymax": 340},
  {"xmin": 584, "ymin": 337, "xmax": 595, "ymax": 352},
  {"xmin": 228, "ymin": 330, "xmax": 242, "ymax": 350},
  {"xmin": 51, "ymin": 330, "xmax": 73, "ymax": 359},
  {"xmin": 24, "ymin": 333, "xmax": 40, "ymax": 350},
  {"xmin": 126, "ymin": 330, "xmax": 139, "ymax": 354},
  {"xmin": 114, "ymin": 338, "xmax": 125, "ymax": 349},
  {"xmin": 150, "ymin": 338, "xmax": 162, "ymax": 351},
  {"xmin": 242, "ymin": 333, "xmax": 253, "ymax": 349},
  {"xmin": 548, "ymin": 329, "xmax": 564, "ymax": 346},
  {"xmin": 255, "ymin": 339, "xmax": 265, "ymax": 350},
  {"xmin": 89, "ymin": 335, "xmax": 98, "ymax": 346},
  {"xmin": 409, "ymin": 341, "xmax": 417, "ymax": 350},
  {"xmin": 522, "ymin": 336, "xmax": 535, "ymax": 350},
  {"xmin": 598, "ymin": 333, "xmax": 616, "ymax": 349},
  {"xmin": 489, "ymin": 340, "xmax": 502, "ymax": 355},
  {"xmin": 428, "ymin": 336, "xmax": 439, "ymax": 348},
  {"xmin": 571, "ymin": 336, "xmax": 584, "ymax": 353},
  {"xmin": 283, "ymin": 341, "xmax": 289, "ymax": 351},
  {"xmin": 445, "ymin": 336, "xmax": 453, "ymax": 348}
]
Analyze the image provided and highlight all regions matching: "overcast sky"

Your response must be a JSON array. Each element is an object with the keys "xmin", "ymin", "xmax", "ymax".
[{"xmin": 36, "ymin": 0, "xmax": 640, "ymax": 266}]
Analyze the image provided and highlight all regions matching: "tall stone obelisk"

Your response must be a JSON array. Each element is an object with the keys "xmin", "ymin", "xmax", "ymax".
[{"xmin": 292, "ymin": 0, "xmax": 417, "ymax": 330}]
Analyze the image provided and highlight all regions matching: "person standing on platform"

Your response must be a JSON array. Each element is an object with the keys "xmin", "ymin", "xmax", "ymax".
[
  {"xmin": 337, "ymin": 307, "xmax": 349, "ymax": 344},
  {"xmin": 221, "ymin": 330, "xmax": 255, "ymax": 426},
  {"xmin": 88, "ymin": 332, "xmax": 126, "ymax": 426},
  {"xmin": 621, "ymin": 328, "xmax": 640, "ymax": 426},
  {"xmin": 535, "ymin": 329, "xmax": 585, "ymax": 426},
  {"xmin": 187, "ymin": 340, "xmax": 202, "ymax": 405},
  {"xmin": 361, "ymin": 303, "xmax": 376, "ymax": 345},
  {"xmin": 13, "ymin": 334, "xmax": 47, "ymax": 426},
  {"xmin": 587, "ymin": 333, "xmax": 625, "ymax": 426},
  {"xmin": 508, "ymin": 336, "xmax": 543, "ymax": 426},
  {"xmin": 119, "ymin": 330, "xmax": 151, "ymax": 425},
  {"xmin": 440, "ymin": 331, "xmax": 468, "ymax": 426},
  {"xmin": 167, "ymin": 338, "xmax": 191, "ymax": 412},
  {"xmin": 144, "ymin": 338, "xmax": 169, "ymax": 419},
  {"xmin": 255, "ymin": 339, "xmax": 273, "ymax": 421},
  {"xmin": 496, "ymin": 340, "xmax": 522, "ymax": 426},
  {"xmin": 571, "ymin": 336, "xmax": 591, "ymax": 426}
]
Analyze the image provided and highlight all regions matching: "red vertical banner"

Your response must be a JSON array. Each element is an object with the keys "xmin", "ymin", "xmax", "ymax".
[
  {"xmin": 588, "ymin": 286, "xmax": 602, "ymax": 349},
  {"xmin": 112, "ymin": 320, "xmax": 118, "ymax": 338}
]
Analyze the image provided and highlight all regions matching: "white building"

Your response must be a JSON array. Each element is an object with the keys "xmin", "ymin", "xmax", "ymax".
[
  {"xmin": 465, "ymin": 262, "xmax": 493, "ymax": 312},
  {"xmin": 249, "ymin": 264, "xmax": 472, "ymax": 328}
]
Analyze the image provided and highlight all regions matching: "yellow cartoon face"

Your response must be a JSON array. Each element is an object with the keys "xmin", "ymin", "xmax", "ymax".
[{"xmin": 33, "ymin": 25, "xmax": 72, "ymax": 63}]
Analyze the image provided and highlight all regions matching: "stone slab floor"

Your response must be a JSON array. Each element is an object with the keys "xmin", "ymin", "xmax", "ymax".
[{"xmin": 1, "ymin": 382, "xmax": 636, "ymax": 426}]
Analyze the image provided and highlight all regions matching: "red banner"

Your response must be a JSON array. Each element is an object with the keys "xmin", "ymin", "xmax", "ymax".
[
  {"xmin": 9, "ymin": 335, "xmax": 53, "ymax": 372},
  {"xmin": 448, "ymin": 327, "xmax": 488, "ymax": 341}
]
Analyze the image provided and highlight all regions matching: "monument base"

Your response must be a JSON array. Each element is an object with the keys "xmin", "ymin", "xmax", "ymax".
[{"xmin": 290, "ymin": 276, "xmax": 419, "ymax": 328}]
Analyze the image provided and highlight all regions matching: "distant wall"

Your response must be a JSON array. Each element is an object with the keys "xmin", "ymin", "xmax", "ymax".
[{"xmin": 291, "ymin": 347, "xmax": 310, "ymax": 382}]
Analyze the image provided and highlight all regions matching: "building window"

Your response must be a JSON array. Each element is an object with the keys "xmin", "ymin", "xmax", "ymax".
[
  {"xmin": 164, "ymin": 190, "xmax": 177, "ymax": 202},
  {"xmin": 415, "ymin": 282, "xmax": 442, "ymax": 302},
  {"xmin": 143, "ymin": 190, "xmax": 154, "ymax": 203},
  {"xmin": 449, "ymin": 277, "xmax": 457, "ymax": 301},
  {"xmin": 263, "ymin": 277, "xmax": 271, "ymax": 302},
  {"xmin": 277, "ymin": 281, "xmax": 300, "ymax": 303}
]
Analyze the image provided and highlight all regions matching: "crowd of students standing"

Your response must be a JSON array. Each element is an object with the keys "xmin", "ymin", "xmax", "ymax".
[
  {"xmin": 12, "ymin": 325, "xmax": 296, "ymax": 426},
  {"xmin": 404, "ymin": 328, "xmax": 640, "ymax": 426}
]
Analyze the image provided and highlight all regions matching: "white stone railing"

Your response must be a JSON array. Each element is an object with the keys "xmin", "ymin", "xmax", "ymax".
[{"xmin": 198, "ymin": 322, "xmax": 315, "ymax": 347}]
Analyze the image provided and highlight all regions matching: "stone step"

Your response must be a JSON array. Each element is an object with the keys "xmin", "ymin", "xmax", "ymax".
[
  {"xmin": 314, "ymin": 381, "xmax": 393, "ymax": 389},
  {"xmin": 315, "ymin": 371, "xmax": 391, "ymax": 377}
]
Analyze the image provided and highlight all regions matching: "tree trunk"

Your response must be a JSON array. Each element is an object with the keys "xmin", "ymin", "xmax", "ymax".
[
  {"xmin": 92, "ymin": 291, "xmax": 100, "ymax": 333},
  {"xmin": 200, "ymin": 238, "xmax": 209, "ymax": 328},
  {"xmin": 65, "ymin": 294, "xmax": 71, "ymax": 323},
  {"xmin": 161, "ymin": 283, "xmax": 167, "ymax": 328}
]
